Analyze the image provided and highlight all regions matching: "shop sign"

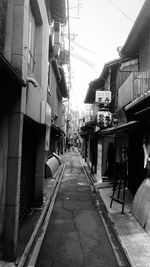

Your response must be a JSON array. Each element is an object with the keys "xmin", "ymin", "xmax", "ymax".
[{"xmin": 95, "ymin": 90, "xmax": 111, "ymax": 104}]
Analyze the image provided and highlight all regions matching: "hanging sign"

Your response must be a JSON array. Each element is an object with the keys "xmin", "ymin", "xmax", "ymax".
[
  {"xmin": 97, "ymin": 110, "xmax": 112, "ymax": 128},
  {"xmin": 95, "ymin": 90, "xmax": 111, "ymax": 104}
]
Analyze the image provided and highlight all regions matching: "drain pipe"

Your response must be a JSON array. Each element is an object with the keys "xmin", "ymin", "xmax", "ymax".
[{"xmin": 26, "ymin": 76, "xmax": 38, "ymax": 88}]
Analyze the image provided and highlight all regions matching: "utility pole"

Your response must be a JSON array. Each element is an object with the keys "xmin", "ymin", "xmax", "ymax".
[
  {"xmin": 66, "ymin": 0, "xmax": 82, "ymax": 138},
  {"xmin": 66, "ymin": 0, "xmax": 71, "ymax": 137}
]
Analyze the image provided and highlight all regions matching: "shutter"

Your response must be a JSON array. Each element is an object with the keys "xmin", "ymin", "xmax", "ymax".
[{"xmin": 19, "ymin": 119, "xmax": 36, "ymax": 223}]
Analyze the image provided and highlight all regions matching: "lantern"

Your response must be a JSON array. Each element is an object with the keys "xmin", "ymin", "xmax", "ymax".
[{"xmin": 97, "ymin": 109, "xmax": 112, "ymax": 128}]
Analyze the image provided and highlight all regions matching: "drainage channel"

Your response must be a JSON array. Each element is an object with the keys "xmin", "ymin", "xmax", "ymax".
[
  {"xmin": 17, "ymin": 163, "xmax": 65, "ymax": 267},
  {"xmin": 79, "ymin": 156, "xmax": 132, "ymax": 267}
]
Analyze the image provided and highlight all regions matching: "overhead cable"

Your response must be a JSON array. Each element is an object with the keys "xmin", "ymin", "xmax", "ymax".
[
  {"xmin": 71, "ymin": 40, "xmax": 98, "ymax": 55},
  {"xmin": 70, "ymin": 52, "xmax": 95, "ymax": 67},
  {"xmin": 107, "ymin": 0, "xmax": 134, "ymax": 23}
]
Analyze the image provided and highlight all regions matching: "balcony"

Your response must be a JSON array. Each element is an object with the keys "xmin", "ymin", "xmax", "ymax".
[{"xmin": 118, "ymin": 72, "xmax": 150, "ymax": 109}]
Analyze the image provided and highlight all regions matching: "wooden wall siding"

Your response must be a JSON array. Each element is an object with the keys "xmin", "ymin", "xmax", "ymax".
[
  {"xmin": 118, "ymin": 72, "xmax": 150, "ymax": 109},
  {"xmin": 139, "ymin": 29, "xmax": 150, "ymax": 72}
]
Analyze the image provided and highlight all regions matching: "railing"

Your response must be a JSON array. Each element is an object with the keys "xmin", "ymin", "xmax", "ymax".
[{"xmin": 118, "ymin": 72, "xmax": 150, "ymax": 109}]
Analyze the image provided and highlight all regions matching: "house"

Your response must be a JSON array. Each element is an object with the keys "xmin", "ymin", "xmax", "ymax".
[
  {"xmin": 48, "ymin": 1, "xmax": 68, "ymax": 156},
  {"xmin": 48, "ymin": 60, "xmax": 68, "ymax": 155},
  {"xmin": 82, "ymin": 0, "xmax": 150, "ymax": 233},
  {"xmin": 83, "ymin": 58, "xmax": 132, "ymax": 181},
  {"xmin": 114, "ymin": 0, "xmax": 150, "ymax": 196},
  {"xmin": 82, "ymin": 0, "xmax": 150, "ymax": 190},
  {"xmin": 114, "ymin": 0, "xmax": 150, "ymax": 232}
]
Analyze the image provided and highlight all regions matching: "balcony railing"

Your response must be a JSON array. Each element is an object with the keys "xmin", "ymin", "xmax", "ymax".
[{"xmin": 118, "ymin": 72, "xmax": 150, "ymax": 109}]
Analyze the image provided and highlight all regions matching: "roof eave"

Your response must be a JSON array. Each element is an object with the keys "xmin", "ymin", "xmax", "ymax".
[
  {"xmin": 84, "ymin": 58, "xmax": 124, "ymax": 104},
  {"xmin": 0, "ymin": 54, "xmax": 26, "ymax": 87},
  {"xmin": 121, "ymin": 0, "xmax": 150, "ymax": 57}
]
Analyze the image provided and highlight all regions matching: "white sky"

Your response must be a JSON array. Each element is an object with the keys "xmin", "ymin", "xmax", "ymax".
[{"xmin": 68, "ymin": 0, "xmax": 145, "ymax": 113}]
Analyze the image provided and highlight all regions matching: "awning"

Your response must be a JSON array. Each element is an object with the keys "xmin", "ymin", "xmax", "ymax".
[
  {"xmin": 51, "ymin": 124, "xmax": 61, "ymax": 132},
  {"xmin": 100, "ymin": 120, "xmax": 139, "ymax": 135},
  {"xmin": 51, "ymin": 59, "xmax": 61, "ymax": 82},
  {"xmin": 80, "ymin": 121, "xmax": 96, "ymax": 136},
  {"xmin": 0, "ymin": 54, "xmax": 26, "ymax": 86},
  {"xmin": 51, "ymin": 61, "xmax": 68, "ymax": 98},
  {"xmin": 81, "ymin": 120, "xmax": 95, "ymax": 130},
  {"xmin": 49, "ymin": 0, "xmax": 66, "ymax": 25},
  {"xmin": 59, "ymin": 67, "xmax": 68, "ymax": 98}
]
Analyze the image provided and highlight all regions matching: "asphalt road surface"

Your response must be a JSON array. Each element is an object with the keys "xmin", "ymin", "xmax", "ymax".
[{"xmin": 35, "ymin": 151, "xmax": 120, "ymax": 267}]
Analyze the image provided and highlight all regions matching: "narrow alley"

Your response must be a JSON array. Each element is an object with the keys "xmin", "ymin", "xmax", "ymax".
[{"xmin": 34, "ymin": 150, "xmax": 125, "ymax": 267}]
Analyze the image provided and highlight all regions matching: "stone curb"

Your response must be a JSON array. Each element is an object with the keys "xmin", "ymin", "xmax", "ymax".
[{"xmin": 17, "ymin": 164, "xmax": 65, "ymax": 267}]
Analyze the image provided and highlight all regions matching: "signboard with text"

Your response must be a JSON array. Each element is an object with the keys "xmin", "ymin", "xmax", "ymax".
[
  {"xmin": 95, "ymin": 90, "xmax": 111, "ymax": 104},
  {"xmin": 97, "ymin": 110, "xmax": 112, "ymax": 128}
]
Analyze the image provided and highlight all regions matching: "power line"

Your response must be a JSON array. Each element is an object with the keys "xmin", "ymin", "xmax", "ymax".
[
  {"xmin": 71, "ymin": 45, "xmax": 95, "ymax": 64},
  {"xmin": 71, "ymin": 39, "xmax": 98, "ymax": 55},
  {"xmin": 70, "ymin": 52, "xmax": 95, "ymax": 67},
  {"xmin": 71, "ymin": 40, "xmax": 98, "ymax": 55},
  {"xmin": 70, "ymin": 44, "xmax": 95, "ymax": 66},
  {"xmin": 64, "ymin": 35, "xmax": 98, "ymax": 55},
  {"xmin": 107, "ymin": 0, "xmax": 134, "ymax": 23}
]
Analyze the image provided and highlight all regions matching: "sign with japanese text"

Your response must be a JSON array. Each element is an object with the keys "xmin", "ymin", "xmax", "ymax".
[
  {"xmin": 95, "ymin": 90, "xmax": 111, "ymax": 104},
  {"xmin": 97, "ymin": 110, "xmax": 112, "ymax": 128}
]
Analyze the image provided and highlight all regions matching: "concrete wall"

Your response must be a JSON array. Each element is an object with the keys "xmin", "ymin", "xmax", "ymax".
[
  {"xmin": 2, "ymin": 0, "xmax": 49, "ymax": 260},
  {"xmin": 4, "ymin": 0, "xmax": 49, "ymax": 123},
  {"xmin": 26, "ymin": 0, "xmax": 49, "ymax": 123},
  {"xmin": 49, "ymin": 65, "xmax": 63, "ymax": 127},
  {"xmin": 0, "ymin": 0, "xmax": 7, "ymax": 53},
  {"xmin": 0, "ymin": 81, "xmax": 9, "ymax": 258},
  {"xmin": 4, "ymin": 88, "xmax": 23, "ymax": 260}
]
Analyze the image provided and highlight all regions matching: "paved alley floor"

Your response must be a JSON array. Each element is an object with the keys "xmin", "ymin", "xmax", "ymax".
[{"xmin": 35, "ymin": 151, "xmax": 120, "ymax": 267}]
